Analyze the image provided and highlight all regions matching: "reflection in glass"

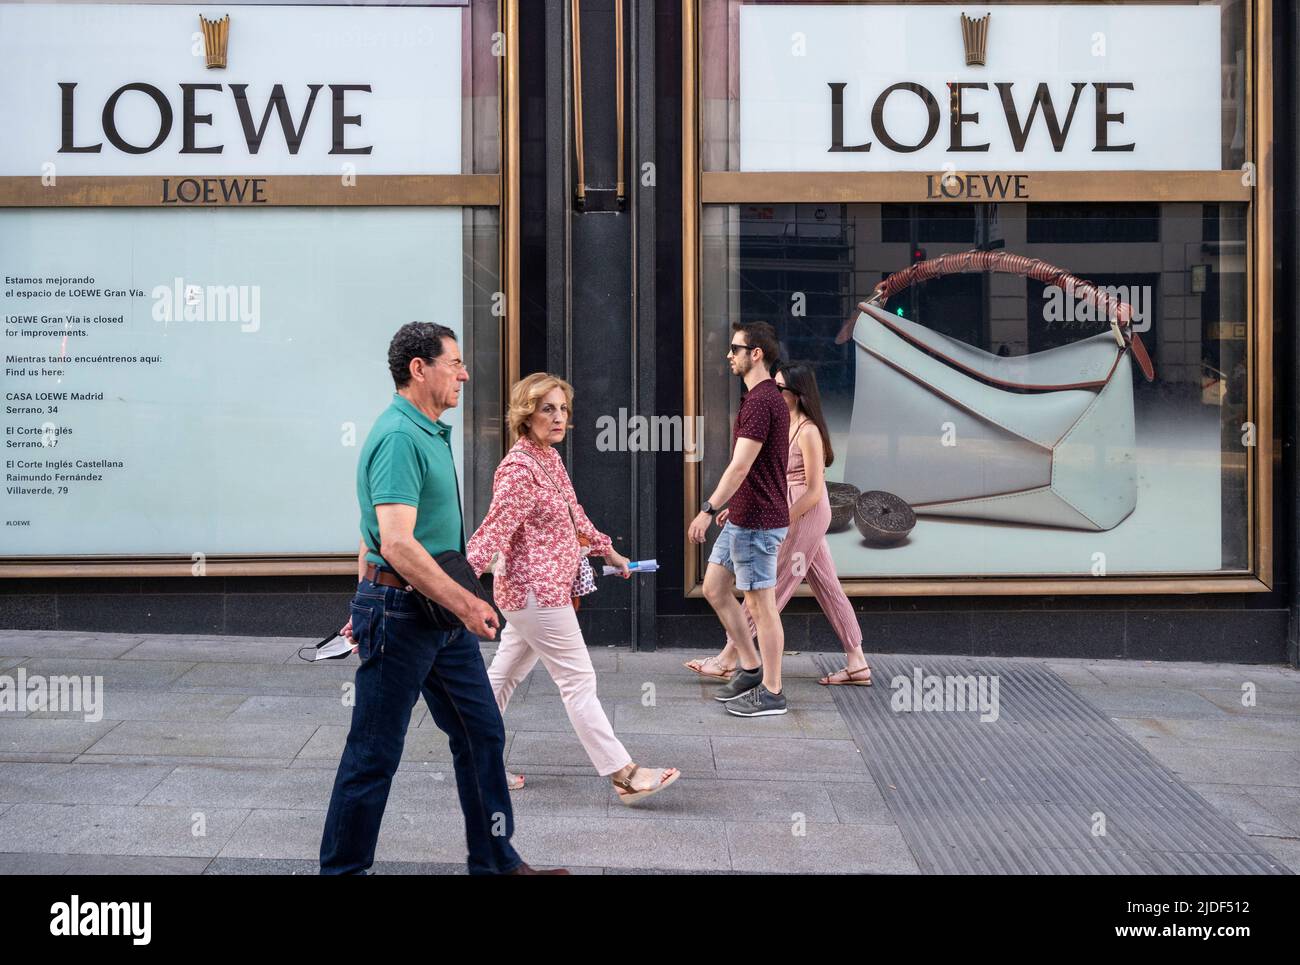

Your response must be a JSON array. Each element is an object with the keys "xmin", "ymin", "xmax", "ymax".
[{"xmin": 700, "ymin": 202, "xmax": 1250, "ymax": 577}]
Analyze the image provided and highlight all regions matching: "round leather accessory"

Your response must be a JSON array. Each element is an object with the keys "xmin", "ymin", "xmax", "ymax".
[
  {"xmin": 826, "ymin": 482, "xmax": 860, "ymax": 532},
  {"xmin": 854, "ymin": 491, "xmax": 916, "ymax": 546}
]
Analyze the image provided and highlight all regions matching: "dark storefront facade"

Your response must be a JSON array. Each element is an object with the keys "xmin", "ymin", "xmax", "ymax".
[{"xmin": 2, "ymin": 0, "xmax": 1297, "ymax": 666}]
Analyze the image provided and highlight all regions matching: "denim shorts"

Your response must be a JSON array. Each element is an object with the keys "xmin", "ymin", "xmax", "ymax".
[{"xmin": 707, "ymin": 521, "xmax": 788, "ymax": 591}]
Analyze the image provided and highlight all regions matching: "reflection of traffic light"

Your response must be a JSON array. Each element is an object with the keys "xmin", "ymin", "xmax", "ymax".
[{"xmin": 903, "ymin": 249, "xmax": 926, "ymax": 321}]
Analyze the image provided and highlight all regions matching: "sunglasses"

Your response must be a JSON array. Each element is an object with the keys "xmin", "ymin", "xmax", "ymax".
[
  {"xmin": 727, "ymin": 342, "xmax": 754, "ymax": 357},
  {"xmin": 778, "ymin": 384, "xmax": 802, "ymax": 395}
]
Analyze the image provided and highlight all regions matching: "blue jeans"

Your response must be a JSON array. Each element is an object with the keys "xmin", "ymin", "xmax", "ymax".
[
  {"xmin": 319, "ymin": 577, "xmax": 521, "ymax": 875},
  {"xmin": 707, "ymin": 521, "xmax": 789, "ymax": 591}
]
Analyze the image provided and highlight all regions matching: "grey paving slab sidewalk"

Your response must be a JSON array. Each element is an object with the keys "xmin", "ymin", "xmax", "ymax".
[{"xmin": 0, "ymin": 629, "xmax": 1296, "ymax": 874}]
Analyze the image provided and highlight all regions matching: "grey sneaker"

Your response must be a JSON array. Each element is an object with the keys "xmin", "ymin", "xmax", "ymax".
[
  {"xmin": 725, "ymin": 684, "xmax": 788, "ymax": 717},
  {"xmin": 713, "ymin": 664, "xmax": 764, "ymax": 702}
]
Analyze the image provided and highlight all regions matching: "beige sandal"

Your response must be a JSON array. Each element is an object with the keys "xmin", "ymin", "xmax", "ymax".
[
  {"xmin": 683, "ymin": 655, "xmax": 735, "ymax": 680},
  {"xmin": 818, "ymin": 665, "xmax": 873, "ymax": 687},
  {"xmin": 506, "ymin": 770, "xmax": 525, "ymax": 790},
  {"xmin": 612, "ymin": 764, "xmax": 680, "ymax": 805}
]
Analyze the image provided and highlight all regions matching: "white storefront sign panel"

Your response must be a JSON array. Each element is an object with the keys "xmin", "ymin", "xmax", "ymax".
[
  {"xmin": 2, "ymin": 207, "xmax": 465, "ymax": 556},
  {"xmin": 1, "ymin": 4, "xmax": 473, "ymax": 559},
  {"xmin": 739, "ymin": 4, "xmax": 1221, "ymax": 172},
  {"xmin": 0, "ymin": 4, "xmax": 462, "ymax": 176}
]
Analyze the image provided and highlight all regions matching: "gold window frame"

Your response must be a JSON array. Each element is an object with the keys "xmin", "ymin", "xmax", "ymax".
[
  {"xmin": 681, "ymin": 0, "xmax": 1274, "ymax": 597},
  {"xmin": 0, "ymin": 0, "xmax": 522, "ymax": 578}
]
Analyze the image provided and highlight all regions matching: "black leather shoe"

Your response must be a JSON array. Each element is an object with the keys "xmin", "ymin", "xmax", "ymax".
[{"xmin": 504, "ymin": 862, "xmax": 571, "ymax": 875}]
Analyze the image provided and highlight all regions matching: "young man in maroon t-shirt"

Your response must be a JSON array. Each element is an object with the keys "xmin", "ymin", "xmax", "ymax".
[{"xmin": 688, "ymin": 320, "xmax": 791, "ymax": 716}]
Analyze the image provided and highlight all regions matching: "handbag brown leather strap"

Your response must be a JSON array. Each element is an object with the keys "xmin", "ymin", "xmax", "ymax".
[{"xmin": 834, "ymin": 248, "xmax": 1155, "ymax": 383}]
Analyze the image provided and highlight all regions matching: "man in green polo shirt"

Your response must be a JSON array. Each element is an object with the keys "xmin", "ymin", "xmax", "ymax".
[
  {"xmin": 321, "ymin": 322, "xmax": 565, "ymax": 876},
  {"xmin": 356, "ymin": 383, "xmax": 468, "ymax": 569}
]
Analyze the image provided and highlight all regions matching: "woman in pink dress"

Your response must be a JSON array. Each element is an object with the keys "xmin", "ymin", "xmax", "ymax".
[
  {"xmin": 685, "ymin": 363, "xmax": 871, "ymax": 686},
  {"xmin": 468, "ymin": 373, "xmax": 680, "ymax": 803}
]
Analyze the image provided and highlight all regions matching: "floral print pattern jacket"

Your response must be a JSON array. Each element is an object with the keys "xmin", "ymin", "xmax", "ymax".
[{"xmin": 466, "ymin": 436, "xmax": 613, "ymax": 611}]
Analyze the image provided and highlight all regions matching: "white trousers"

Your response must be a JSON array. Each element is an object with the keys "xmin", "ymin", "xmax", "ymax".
[{"xmin": 487, "ymin": 591, "xmax": 631, "ymax": 777}]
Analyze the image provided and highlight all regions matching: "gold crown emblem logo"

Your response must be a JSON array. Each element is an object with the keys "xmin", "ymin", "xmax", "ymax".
[
  {"xmin": 199, "ymin": 15, "xmax": 230, "ymax": 70},
  {"xmin": 960, "ymin": 12, "xmax": 990, "ymax": 67}
]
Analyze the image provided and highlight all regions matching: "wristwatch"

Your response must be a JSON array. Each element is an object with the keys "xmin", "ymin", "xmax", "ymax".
[{"xmin": 701, "ymin": 500, "xmax": 717, "ymax": 516}]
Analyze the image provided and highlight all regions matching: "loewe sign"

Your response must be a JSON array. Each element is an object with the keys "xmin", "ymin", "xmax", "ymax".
[
  {"xmin": 740, "ymin": 5, "xmax": 1222, "ymax": 172},
  {"xmin": 0, "ymin": 4, "xmax": 462, "ymax": 177},
  {"xmin": 925, "ymin": 172, "xmax": 1029, "ymax": 200},
  {"xmin": 829, "ymin": 81, "xmax": 1141, "ymax": 157},
  {"xmin": 160, "ymin": 176, "xmax": 268, "ymax": 204},
  {"xmin": 58, "ymin": 82, "xmax": 376, "ymax": 158}
]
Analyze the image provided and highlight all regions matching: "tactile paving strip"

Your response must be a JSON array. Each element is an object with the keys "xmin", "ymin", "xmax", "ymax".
[{"xmin": 815, "ymin": 654, "xmax": 1291, "ymax": 875}]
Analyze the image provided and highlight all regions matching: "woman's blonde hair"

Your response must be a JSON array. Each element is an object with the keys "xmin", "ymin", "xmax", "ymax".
[{"xmin": 507, "ymin": 372, "xmax": 575, "ymax": 441}]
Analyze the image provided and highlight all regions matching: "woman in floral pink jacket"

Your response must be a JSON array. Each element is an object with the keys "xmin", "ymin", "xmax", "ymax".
[{"xmin": 467, "ymin": 373, "xmax": 679, "ymax": 805}]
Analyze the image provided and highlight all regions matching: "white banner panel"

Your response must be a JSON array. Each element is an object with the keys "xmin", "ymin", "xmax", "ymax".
[
  {"xmin": 0, "ymin": 4, "xmax": 462, "ymax": 176},
  {"xmin": 739, "ymin": 4, "xmax": 1221, "ymax": 172},
  {"xmin": 1, "ymin": 208, "xmax": 465, "ymax": 556}
]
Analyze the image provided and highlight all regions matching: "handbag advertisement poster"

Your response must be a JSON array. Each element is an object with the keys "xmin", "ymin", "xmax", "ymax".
[{"xmin": 698, "ymin": 4, "xmax": 1247, "ymax": 580}]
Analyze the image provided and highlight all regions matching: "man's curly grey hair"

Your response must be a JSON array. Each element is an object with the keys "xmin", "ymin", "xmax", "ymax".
[{"xmin": 387, "ymin": 322, "xmax": 457, "ymax": 388}]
